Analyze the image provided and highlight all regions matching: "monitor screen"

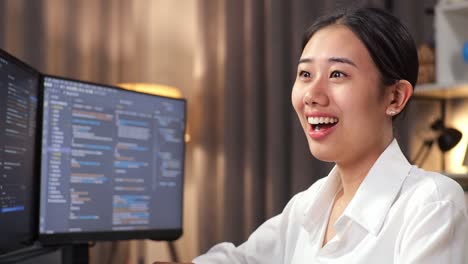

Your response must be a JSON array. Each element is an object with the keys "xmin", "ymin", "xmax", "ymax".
[
  {"xmin": 39, "ymin": 76, "xmax": 185, "ymax": 244},
  {"xmin": 0, "ymin": 49, "xmax": 39, "ymax": 253}
]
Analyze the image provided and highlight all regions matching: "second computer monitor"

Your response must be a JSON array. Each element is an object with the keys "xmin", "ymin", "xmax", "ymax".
[
  {"xmin": 39, "ymin": 76, "xmax": 186, "ymax": 244},
  {"xmin": 0, "ymin": 49, "xmax": 39, "ymax": 254}
]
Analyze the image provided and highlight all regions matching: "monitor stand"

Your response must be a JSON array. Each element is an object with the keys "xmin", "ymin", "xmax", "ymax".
[{"xmin": 61, "ymin": 245, "xmax": 89, "ymax": 264}]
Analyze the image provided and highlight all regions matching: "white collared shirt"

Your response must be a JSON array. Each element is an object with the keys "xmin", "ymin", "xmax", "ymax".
[{"xmin": 193, "ymin": 140, "xmax": 468, "ymax": 263}]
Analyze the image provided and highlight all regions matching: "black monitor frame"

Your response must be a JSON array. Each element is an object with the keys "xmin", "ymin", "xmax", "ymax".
[
  {"xmin": 0, "ymin": 48, "xmax": 42, "ymax": 254},
  {"xmin": 38, "ymin": 75, "xmax": 186, "ymax": 246}
]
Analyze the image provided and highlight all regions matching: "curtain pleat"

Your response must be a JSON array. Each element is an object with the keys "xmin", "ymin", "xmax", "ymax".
[
  {"xmin": 23, "ymin": 0, "xmax": 44, "ymax": 69},
  {"xmin": 194, "ymin": 0, "xmax": 227, "ymax": 254},
  {"xmin": 3, "ymin": 0, "xmax": 26, "ymax": 59},
  {"xmin": 0, "ymin": 1, "xmax": 4, "ymax": 47},
  {"xmin": 224, "ymin": 0, "xmax": 247, "ymax": 245},
  {"xmin": 243, "ymin": 0, "xmax": 267, "ymax": 237}
]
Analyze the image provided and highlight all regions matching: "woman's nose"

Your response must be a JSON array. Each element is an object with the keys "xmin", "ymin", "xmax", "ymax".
[{"xmin": 303, "ymin": 80, "xmax": 329, "ymax": 106}]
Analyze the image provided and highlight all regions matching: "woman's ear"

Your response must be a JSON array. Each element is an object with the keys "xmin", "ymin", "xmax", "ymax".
[{"xmin": 385, "ymin": 80, "xmax": 413, "ymax": 117}]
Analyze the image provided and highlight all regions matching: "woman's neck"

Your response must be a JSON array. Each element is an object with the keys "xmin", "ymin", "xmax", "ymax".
[{"xmin": 336, "ymin": 138, "xmax": 393, "ymax": 201}]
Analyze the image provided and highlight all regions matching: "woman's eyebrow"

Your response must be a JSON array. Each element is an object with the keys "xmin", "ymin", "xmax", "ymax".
[
  {"xmin": 328, "ymin": 57, "xmax": 358, "ymax": 68},
  {"xmin": 297, "ymin": 57, "xmax": 358, "ymax": 68},
  {"xmin": 298, "ymin": 57, "xmax": 313, "ymax": 65}
]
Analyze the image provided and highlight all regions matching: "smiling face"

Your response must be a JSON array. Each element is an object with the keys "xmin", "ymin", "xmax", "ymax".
[{"xmin": 291, "ymin": 24, "xmax": 394, "ymax": 167}]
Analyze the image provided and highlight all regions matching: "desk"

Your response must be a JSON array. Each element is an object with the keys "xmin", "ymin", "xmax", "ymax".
[{"xmin": 153, "ymin": 262, "xmax": 193, "ymax": 264}]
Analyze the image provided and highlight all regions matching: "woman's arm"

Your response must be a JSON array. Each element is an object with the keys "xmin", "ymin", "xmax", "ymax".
[
  {"xmin": 192, "ymin": 177, "xmax": 326, "ymax": 264},
  {"xmin": 192, "ymin": 185, "xmax": 316, "ymax": 264},
  {"xmin": 192, "ymin": 213, "xmax": 285, "ymax": 264}
]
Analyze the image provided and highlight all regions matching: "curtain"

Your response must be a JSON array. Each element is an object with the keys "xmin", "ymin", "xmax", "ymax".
[{"xmin": 0, "ymin": 0, "xmax": 199, "ymax": 262}]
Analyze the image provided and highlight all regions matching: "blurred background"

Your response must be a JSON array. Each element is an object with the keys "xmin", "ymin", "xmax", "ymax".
[{"xmin": 3, "ymin": 0, "xmax": 468, "ymax": 263}]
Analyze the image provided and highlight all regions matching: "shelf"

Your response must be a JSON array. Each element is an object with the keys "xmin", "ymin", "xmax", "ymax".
[
  {"xmin": 417, "ymin": 1, "xmax": 468, "ymax": 99},
  {"xmin": 437, "ymin": 1, "xmax": 468, "ymax": 12},
  {"xmin": 435, "ymin": 3, "xmax": 468, "ymax": 84},
  {"xmin": 414, "ymin": 82, "xmax": 468, "ymax": 99}
]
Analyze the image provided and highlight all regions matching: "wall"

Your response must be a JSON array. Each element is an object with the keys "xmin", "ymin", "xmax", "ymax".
[{"xmin": 446, "ymin": 98, "xmax": 468, "ymax": 175}]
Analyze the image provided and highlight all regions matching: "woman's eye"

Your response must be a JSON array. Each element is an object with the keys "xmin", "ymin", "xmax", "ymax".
[
  {"xmin": 330, "ymin": 71, "xmax": 346, "ymax": 78},
  {"xmin": 299, "ymin": 71, "xmax": 311, "ymax": 78}
]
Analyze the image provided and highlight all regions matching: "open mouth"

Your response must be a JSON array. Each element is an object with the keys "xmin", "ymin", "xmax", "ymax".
[{"xmin": 307, "ymin": 116, "xmax": 339, "ymax": 131}]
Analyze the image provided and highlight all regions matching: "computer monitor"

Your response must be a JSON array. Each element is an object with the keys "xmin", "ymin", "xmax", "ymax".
[
  {"xmin": 39, "ymin": 76, "xmax": 186, "ymax": 244},
  {"xmin": 0, "ymin": 49, "xmax": 40, "ymax": 253}
]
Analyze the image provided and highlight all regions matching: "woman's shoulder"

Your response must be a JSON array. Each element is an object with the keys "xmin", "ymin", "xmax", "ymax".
[{"xmin": 400, "ymin": 166, "xmax": 466, "ymax": 211}]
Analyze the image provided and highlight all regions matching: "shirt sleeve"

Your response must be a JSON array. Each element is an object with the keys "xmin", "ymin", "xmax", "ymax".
[
  {"xmin": 192, "ymin": 191, "xmax": 305, "ymax": 264},
  {"xmin": 192, "ymin": 214, "xmax": 283, "ymax": 264},
  {"xmin": 397, "ymin": 201, "xmax": 468, "ymax": 264}
]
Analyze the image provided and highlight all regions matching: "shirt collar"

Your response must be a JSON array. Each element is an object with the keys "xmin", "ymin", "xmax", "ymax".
[
  {"xmin": 302, "ymin": 139, "xmax": 412, "ymax": 236},
  {"xmin": 343, "ymin": 139, "xmax": 412, "ymax": 235},
  {"xmin": 302, "ymin": 165, "xmax": 341, "ymax": 233}
]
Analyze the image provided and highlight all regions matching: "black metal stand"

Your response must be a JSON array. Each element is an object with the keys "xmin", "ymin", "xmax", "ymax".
[
  {"xmin": 168, "ymin": 241, "xmax": 179, "ymax": 262},
  {"xmin": 412, "ymin": 139, "xmax": 434, "ymax": 167},
  {"xmin": 61, "ymin": 245, "xmax": 89, "ymax": 264}
]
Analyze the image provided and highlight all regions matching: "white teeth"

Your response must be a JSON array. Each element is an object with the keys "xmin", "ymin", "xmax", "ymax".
[{"xmin": 307, "ymin": 116, "xmax": 338, "ymax": 125}]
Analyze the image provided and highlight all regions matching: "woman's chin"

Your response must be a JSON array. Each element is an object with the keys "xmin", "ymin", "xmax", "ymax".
[{"xmin": 308, "ymin": 145, "xmax": 338, "ymax": 162}]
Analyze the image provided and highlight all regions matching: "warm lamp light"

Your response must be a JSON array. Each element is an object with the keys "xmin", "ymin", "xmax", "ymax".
[
  {"xmin": 118, "ymin": 83, "xmax": 190, "ymax": 142},
  {"xmin": 118, "ymin": 83, "xmax": 183, "ymax": 98},
  {"xmin": 464, "ymin": 145, "xmax": 468, "ymax": 167}
]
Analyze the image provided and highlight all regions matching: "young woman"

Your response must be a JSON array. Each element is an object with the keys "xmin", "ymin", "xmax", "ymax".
[{"xmin": 193, "ymin": 7, "xmax": 467, "ymax": 263}]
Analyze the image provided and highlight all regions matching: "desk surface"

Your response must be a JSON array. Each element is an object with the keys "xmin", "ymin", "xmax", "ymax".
[{"xmin": 153, "ymin": 262, "xmax": 193, "ymax": 264}]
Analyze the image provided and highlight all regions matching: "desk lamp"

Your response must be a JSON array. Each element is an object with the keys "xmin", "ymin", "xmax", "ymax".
[{"xmin": 412, "ymin": 119, "xmax": 462, "ymax": 168}]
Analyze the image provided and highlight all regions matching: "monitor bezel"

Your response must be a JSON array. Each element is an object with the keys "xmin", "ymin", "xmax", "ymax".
[
  {"xmin": 0, "ymin": 48, "xmax": 42, "ymax": 253},
  {"xmin": 38, "ymin": 74, "xmax": 186, "ymax": 245}
]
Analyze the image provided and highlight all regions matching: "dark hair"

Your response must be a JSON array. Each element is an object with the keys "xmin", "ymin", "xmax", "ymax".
[{"xmin": 302, "ymin": 7, "xmax": 419, "ymax": 89}]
